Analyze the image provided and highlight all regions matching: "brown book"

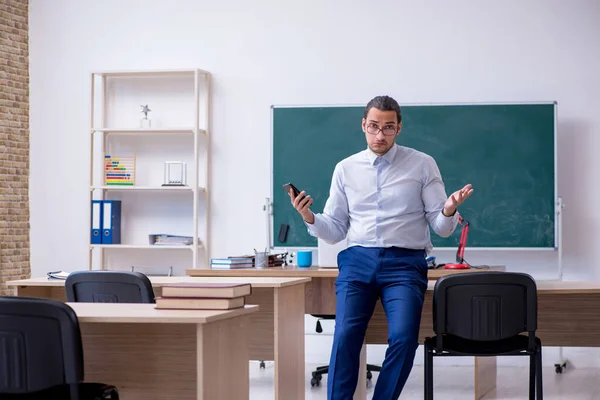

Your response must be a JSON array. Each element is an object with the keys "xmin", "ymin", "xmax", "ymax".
[
  {"xmin": 155, "ymin": 296, "xmax": 245, "ymax": 310},
  {"xmin": 161, "ymin": 282, "xmax": 252, "ymax": 298}
]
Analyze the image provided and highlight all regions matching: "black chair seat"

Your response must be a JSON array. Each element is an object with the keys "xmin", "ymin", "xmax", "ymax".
[{"xmin": 428, "ymin": 334, "xmax": 535, "ymax": 356}]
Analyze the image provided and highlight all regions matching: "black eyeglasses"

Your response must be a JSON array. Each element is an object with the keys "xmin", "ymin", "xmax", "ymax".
[{"xmin": 366, "ymin": 123, "xmax": 397, "ymax": 136}]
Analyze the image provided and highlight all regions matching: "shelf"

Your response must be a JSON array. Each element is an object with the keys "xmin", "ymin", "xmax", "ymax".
[
  {"xmin": 89, "ymin": 67, "xmax": 211, "ymax": 270},
  {"xmin": 92, "ymin": 128, "xmax": 205, "ymax": 135},
  {"xmin": 90, "ymin": 244, "xmax": 202, "ymax": 250},
  {"xmin": 91, "ymin": 186, "xmax": 204, "ymax": 192},
  {"xmin": 92, "ymin": 69, "xmax": 209, "ymax": 77}
]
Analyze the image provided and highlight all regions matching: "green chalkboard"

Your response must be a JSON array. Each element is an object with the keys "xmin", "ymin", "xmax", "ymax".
[{"xmin": 272, "ymin": 103, "xmax": 556, "ymax": 249}]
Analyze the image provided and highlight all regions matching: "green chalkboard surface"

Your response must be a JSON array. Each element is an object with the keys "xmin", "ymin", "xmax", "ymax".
[{"xmin": 272, "ymin": 103, "xmax": 556, "ymax": 249}]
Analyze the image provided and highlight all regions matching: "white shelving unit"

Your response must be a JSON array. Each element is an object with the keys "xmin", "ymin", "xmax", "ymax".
[{"xmin": 88, "ymin": 69, "xmax": 211, "ymax": 270}]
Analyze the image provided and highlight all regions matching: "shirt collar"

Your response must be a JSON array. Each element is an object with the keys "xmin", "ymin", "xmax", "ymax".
[{"xmin": 366, "ymin": 143, "xmax": 398, "ymax": 165}]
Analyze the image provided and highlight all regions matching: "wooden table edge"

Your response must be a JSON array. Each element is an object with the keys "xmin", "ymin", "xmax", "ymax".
[
  {"xmin": 68, "ymin": 304, "xmax": 260, "ymax": 324},
  {"xmin": 6, "ymin": 277, "xmax": 312, "ymax": 289}
]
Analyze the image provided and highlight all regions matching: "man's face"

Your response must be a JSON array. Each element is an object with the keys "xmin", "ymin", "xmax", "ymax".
[{"xmin": 362, "ymin": 107, "xmax": 401, "ymax": 156}]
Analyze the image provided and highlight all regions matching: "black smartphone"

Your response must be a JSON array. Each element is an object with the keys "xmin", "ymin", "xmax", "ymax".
[{"xmin": 282, "ymin": 183, "xmax": 301, "ymax": 198}]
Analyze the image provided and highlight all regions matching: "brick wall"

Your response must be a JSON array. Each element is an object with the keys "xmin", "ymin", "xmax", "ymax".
[{"xmin": 0, "ymin": 0, "xmax": 30, "ymax": 295}]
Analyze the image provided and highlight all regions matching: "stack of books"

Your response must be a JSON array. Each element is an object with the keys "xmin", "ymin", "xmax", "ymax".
[
  {"xmin": 155, "ymin": 282, "xmax": 252, "ymax": 310},
  {"xmin": 210, "ymin": 256, "xmax": 254, "ymax": 269}
]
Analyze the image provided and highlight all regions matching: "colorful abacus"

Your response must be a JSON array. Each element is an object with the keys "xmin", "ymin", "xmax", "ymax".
[{"xmin": 104, "ymin": 155, "xmax": 136, "ymax": 186}]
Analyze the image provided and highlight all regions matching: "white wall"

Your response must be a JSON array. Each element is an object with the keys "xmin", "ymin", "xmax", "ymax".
[
  {"xmin": 29, "ymin": 0, "xmax": 600, "ymax": 279},
  {"xmin": 29, "ymin": 0, "xmax": 600, "ymax": 366}
]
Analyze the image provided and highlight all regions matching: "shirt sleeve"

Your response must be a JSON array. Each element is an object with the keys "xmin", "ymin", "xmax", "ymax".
[
  {"xmin": 304, "ymin": 163, "xmax": 350, "ymax": 244},
  {"xmin": 422, "ymin": 156, "xmax": 459, "ymax": 238}
]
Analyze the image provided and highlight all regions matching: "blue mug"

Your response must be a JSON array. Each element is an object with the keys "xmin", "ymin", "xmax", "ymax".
[{"xmin": 297, "ymin": 251, "xmax": 312, "ymax": 268}]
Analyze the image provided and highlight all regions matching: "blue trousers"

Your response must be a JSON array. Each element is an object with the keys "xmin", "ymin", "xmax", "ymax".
[{"xmin": 327, "ymin": 246, "xmax": 428, "ymax": 400}]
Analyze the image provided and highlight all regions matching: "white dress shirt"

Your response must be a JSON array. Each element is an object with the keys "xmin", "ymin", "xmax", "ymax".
[{"xmin": 306, "ymin": 143, "xmax": 459, "ymax": 254}]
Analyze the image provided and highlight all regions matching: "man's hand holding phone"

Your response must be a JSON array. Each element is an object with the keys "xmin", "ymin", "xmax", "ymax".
[{"xmin": 284, "ymin": 183, "xmax": 315, "ymax": 224}]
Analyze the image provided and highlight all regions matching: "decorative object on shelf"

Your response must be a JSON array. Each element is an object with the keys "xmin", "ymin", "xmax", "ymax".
[
  {"xmin": 105, "ymin": 155, "xmax": 136, "ymax": 186},
  {"xmin": 140, "ymin": 104, "xmax": 152, "ymax": 128},
  {"xmin": 162, "ymin": 161, "xmax": 187, "ymax": 186}
]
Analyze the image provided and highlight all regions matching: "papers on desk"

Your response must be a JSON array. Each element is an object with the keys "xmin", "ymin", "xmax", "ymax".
[{"xmin": 47, "ymin": 270, "xmax": 71, "ymax": 280}]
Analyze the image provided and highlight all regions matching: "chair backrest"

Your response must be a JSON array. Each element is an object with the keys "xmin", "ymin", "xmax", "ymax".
[
  {"xmin": 433, "ymin": 272, "xmax": 537, "ymax": 343},
  {"xmin": 65, "ymin": 270, "xmax": 155, "ymax": 303},
  {"xmin": 0, "ymin": 296, "xmax": 84, "ymax": 394}
]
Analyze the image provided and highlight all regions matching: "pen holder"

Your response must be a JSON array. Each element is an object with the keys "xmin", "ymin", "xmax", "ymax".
[
  {"xmin": 297, "ymin": 250, "xmax": 312, "ymax": 268},
  {"xmin": 255, "ymin": 252, "xmax": 269, "ymax": 269}
]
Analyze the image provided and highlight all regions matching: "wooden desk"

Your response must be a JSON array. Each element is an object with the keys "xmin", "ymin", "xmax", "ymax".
[
  {"xmin": 186, "ymin": 266, "xmax": 505, "ymax": 315},
  {"xmin": 8, "ymin": 276, "xmax": 310, "ymax": 400},
  {"xmin": 186, "ymin": 265, "xmax": 505, "ymax": 278},
  {"xmin": 182, "ymin": 267, "xmax": 600, "ymax": 400},
  {"xmin": 67, "ymin": 302, "xmax": 258, "ymax": 400}
]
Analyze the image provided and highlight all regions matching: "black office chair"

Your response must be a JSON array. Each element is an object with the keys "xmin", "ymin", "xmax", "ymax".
[
  {"xmin": 66, "ymin": 270, "xmax": 155, "ymax": 303},
  {"xmin": 0, "ymin": 296, "xmax": 119, "ymax": 399},
  {"xmin": 309, "ymin": 314, "xmax": 382, "ymax": 387},
  {"xmin": 424, "ymin": 272, "xmax": 542, "ymax": 399}
]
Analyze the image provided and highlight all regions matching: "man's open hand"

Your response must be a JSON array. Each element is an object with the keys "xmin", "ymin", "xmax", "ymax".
[{"xmin": 443, "ymin": 184, "xmax": 473, "ymax": 216}]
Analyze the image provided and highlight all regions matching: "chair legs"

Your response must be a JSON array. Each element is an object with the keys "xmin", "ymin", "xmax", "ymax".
[
  {"xmin": 424, "ymin": 337, "xmax": 543, "ymax": 400},
  {"xmin": 424, "ymin": 340, "xmax": 433, "ymax": 400},
  {"xmin": 311, "ymin": 365, "xmax": 329, "ymax": 387},
  {"xmin": 310, "ymin": 364, "xmax": 381, "ymax": 387},
  {"xmin": 529, "ymin": 353, "xmax": 536, "ymax": 399},
  {"xmin": 367, "ymin": 363, "xmax": 381, "ymax": 381},
  {"xmin": 536, "ymin": 341, "xmax": 543, "ymax": 399}
]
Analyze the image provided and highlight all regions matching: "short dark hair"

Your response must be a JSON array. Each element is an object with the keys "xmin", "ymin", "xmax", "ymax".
[{"xmin": 364, "ymin": 95, "xmax": 402, "ymax": 123}]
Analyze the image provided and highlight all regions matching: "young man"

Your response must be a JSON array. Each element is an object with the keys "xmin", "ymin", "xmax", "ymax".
[{"xmin": 288, "ymin": 95, "xmax": 473, "ymax": 399}]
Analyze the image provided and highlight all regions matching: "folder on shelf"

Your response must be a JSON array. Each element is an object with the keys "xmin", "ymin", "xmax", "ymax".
[
  {"xmin": 102, "ymin": 200, "xmax": 122, "ymax": 244},
  {"xmin": 91, "ymin": 200, "xmax": 103, "ymax": 244},
  {"xmin": 148, "ymin": 234, "xmax": 194, "ymax": 246}
]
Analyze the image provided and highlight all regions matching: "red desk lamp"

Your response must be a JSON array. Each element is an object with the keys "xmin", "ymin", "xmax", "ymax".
[{"xmin": 444, "ymin": 215, "xmax": 470, "ymax": 269}]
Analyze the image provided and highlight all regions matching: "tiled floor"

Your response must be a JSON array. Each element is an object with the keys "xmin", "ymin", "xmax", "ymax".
[{"xmin": 250, "ymin": 361, "xmax": 599, "ymax": 399}]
